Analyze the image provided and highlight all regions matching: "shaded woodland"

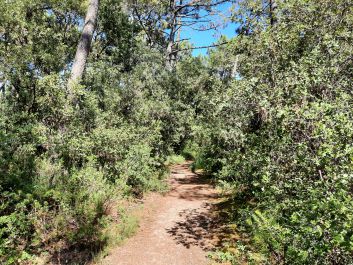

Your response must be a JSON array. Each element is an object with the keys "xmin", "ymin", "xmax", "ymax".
[{"xmin": 0, "ymin": 0, "xmax": 352, "ymax": 264}]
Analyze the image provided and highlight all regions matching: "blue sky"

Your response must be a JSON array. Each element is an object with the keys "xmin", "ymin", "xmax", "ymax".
[{"xmin": 180, "ymin": 2, "xmax": 237, "ymax": 56}]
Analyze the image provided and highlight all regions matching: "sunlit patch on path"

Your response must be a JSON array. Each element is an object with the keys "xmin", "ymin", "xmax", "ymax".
[{"xmin": 101, "ymin": 161, "xmax": 227, "ymax": 265}]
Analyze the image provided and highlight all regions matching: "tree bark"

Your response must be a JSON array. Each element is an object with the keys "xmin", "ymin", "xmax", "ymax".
[
  {"xmin": 68, "ymin": 0, "xmax": 99, "ymax": 91},
  {"xmin": 269, "ymin": 0, "xmax": 277, "ymax": 26},
  {"xmin": 166, "ymin": 0, "xmax": 177, "ymax": 70}
]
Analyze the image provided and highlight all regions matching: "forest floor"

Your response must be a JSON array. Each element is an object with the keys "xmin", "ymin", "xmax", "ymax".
[{"xmin": 100, "ymin": 161, "xmax": 232, "ymax": 265}]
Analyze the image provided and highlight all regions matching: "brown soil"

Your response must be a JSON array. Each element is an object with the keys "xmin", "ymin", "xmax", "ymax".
[{"xmin": 101, "ymin": 161, "xmax": 227, "ymax": 265}]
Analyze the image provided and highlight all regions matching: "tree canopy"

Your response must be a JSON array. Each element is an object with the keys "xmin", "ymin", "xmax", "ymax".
[{"xmin": 0, "ymin": 0, "xmax": 352, "ymax": 264}]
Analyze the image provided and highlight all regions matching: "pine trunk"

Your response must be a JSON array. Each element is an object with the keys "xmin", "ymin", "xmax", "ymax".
[{"xmin": 68, "ymin": 0, "xmax": 99, "ymax": 91}]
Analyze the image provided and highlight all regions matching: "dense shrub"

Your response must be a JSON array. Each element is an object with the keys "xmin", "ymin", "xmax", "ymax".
[
  {"xmin": 1, "ymin": 0, "xmax": 352, "ymax": 263},
  {"xmin": 194, "ymin": 0, "xmax": 353, "ymax": 263},
  {"xmin": 0, "ymin": 1, "xmax": 193, "ymax": 262}
]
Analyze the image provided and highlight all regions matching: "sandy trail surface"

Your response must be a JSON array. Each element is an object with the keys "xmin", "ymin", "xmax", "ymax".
[{"xmin": 101, "ymin": 162, "xmax": 223, "ymax": 265}]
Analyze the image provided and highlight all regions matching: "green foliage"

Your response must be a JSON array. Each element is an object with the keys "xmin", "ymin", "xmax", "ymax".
[
  {"xmin": 165, "ymin": 154, "xmax": 185, "ymax": 166},
  {"xmin": 1, "ymin": 0, "xmax": 352, "ymax": 263},
  {"xmin": 193, "ymin": 0, "xmax": 353, "ymax": 264},
  {"xmin": 0, "ymin": 0, "xmax": 192, "ymax": 262}
]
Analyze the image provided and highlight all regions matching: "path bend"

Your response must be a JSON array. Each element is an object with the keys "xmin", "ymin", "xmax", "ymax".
[{"xmin": 101, "ymin": 161, "xmax": 223, "ymax": 265}]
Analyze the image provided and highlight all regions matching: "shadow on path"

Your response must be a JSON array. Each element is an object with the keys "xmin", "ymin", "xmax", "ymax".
[{"xmin": 166, "ymin": 163, "xmax": 233, "ymax": 252}]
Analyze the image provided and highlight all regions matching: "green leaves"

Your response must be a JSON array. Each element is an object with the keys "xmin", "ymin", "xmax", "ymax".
[{"xmin": 191, "ymin": 0, "xmax": 353, "ymax": 263}]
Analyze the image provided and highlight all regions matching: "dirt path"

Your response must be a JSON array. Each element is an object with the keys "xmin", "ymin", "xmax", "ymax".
[{"xmin": 101, "ymin": 161, "xmax": 223, "ymax": 265}]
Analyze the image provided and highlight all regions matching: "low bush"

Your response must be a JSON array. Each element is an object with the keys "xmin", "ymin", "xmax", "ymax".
[{"xmin": 194, "ymin": 0, "xmax": 353, "ymax": 263}]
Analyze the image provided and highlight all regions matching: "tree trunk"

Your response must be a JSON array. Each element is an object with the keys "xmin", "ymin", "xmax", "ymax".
[
  {"xmin": 269, "ymin": 0, "xmax": 277, "ymax": 26},
  {"xmin": 166, "ymin": 38, "xmax": 175, "ymax": 70},
  {"xmin": 166, "ymin": 0, "xmax": 177, "ymax": 70},
  {"xmin": 231, "ymin": 55, "xmax": 239, "ymax": 79},
  {"xmin": 68, "ymin": 0, "xmax": 99, "ymax": 91}
]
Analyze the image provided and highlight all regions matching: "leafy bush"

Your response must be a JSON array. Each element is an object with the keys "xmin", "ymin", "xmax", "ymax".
[
  {"xmin": 194, "ymin": 0, "xmax": 353, "ymax": 263},
  {"xmin": 0, "ymin": 0, "xmax": 191, "ymax": 262}
]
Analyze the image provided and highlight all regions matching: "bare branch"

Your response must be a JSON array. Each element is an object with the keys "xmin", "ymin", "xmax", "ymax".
[{"xmin": 177, "ymin": 41, "xmax": 230, "ymax": 52}]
